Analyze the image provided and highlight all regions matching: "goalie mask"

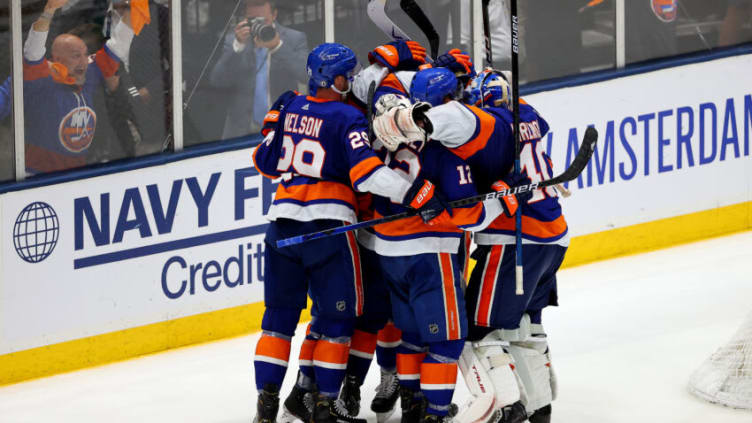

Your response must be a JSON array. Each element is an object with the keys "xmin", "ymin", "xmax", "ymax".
[{"xmin": 464, "ymin": 69, "xmax": 512, "ymax": 110}]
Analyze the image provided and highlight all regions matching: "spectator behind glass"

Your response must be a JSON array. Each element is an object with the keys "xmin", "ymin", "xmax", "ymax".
[
  {"xmin": 720, "ymin": 0, "xmax": 752, "ymax": 46},
  {"xmin": 626, "ymin": 0, "xmax": 678, "ymax": 63},
  {"xmin": 22, "ymin": 0, "xmax": 135, "ymax": 174},
  {"xmin": 209, "ymin": 0, "xmax": 308, "ymax": 140}
]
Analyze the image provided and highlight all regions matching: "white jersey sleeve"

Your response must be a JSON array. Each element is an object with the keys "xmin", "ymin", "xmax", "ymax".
[{"xmin": 424, "ymin": 101, "xmax": 479, "ymax": 148}]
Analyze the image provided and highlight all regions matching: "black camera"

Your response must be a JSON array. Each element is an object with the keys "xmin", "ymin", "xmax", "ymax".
[{"xmin": 244, "ymin": 17, "xmax": 276, "ymax": 43}]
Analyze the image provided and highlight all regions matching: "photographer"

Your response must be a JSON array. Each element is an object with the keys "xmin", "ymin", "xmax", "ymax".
[{"xmin": 209, "ymin": 0, "xmax": 308, "ymax": 140}]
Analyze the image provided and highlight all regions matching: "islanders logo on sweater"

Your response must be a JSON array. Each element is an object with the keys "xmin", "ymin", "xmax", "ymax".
[
  {"xmin": 58, "ymin": 106, "xmax": 96, "ymax": 153},
  {"xmin": 651, "ymin": 0, "xmax": 677, "ymax": 22}
]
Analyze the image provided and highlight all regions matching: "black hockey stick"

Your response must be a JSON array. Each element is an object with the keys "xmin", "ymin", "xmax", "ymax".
[
  {"xmin": 276, "ymin": 127, "xmax": 598, "ymax": 248},
  {"xmin": 366, "ymin": 0, "xmax": 438, "ymax": 61},
  {"xmin": 481, "ymin": 0, "xmax": 493, "ymax": 67},
  {"xmin": 400, "ymin": 0, "xmax": 440, "ymax": 60},
  {"xmin": 509, "ymin": 0, "xmax": 525, "ymax": 294}
]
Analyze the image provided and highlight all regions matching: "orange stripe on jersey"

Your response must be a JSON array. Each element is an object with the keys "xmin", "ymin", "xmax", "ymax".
[
  {"xmin": 306, "ymin": 95, "xmax": 336, "ymax": 103},
  {"xmin": 345, "ymin": 231, "xmax": 365, "ymax": 315},
  {"xmin": 275, "ymin": 180, "xmax": 357, "ymax": 208},
  {"xmin": 350, "ymin": 330, "xmax": 378, "ymax": 356},
  {"xmin": 489, "ymin": 214, "xmax": 568, "ymax": 240},
  {"xmin": 380, "ymin": 73, "xmax": 408, "ymax": 94},
  {"xmin": 349, "ymin": 156, "xmax": 384, "ymax": 187},
  {"xmin": 476, "ymin": 245, "xmax": 503, "ymax": 327},
  {"xmin": 450, "ymin": 105, "xmax": 496, "ymax": 160},
  {"xmin": 373, "ymin": 213, "xmax": 462, "ymax": 238},
  {"xmin": 23, "ymin": 60, "xmax": 50, "ymax": 81},
  {"xmin": 449, "ymin": 203, "xmax": 486, "ymax": 228},
  {"xmin": 313, "ymin": 339, "xmax": 350, "ymax": 368},
  {"xmin": 378, "ymin": 322, "xmax": 402, "ymax": 344},
  {"xmin": 255, "ymin": 333, "xmax": 292, "ymax": 362},
  {"xmin": 397, "ymin": 352, "xmax": 426, "ymax": 378},
  {"xmin": 439, "ymin": 253, "xmax": 461, "ymax": 340},
  {"xmin": 420, "ymin": 362, "xmax": 458, "ymax": 386}
]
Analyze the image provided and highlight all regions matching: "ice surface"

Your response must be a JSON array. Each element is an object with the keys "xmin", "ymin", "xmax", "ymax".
[{"xmin": 1, "ymin": 231, "xmax": 751, "ymax": 422}]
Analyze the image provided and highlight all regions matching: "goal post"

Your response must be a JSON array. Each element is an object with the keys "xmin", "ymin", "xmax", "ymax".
[{"xmin": 688, "ymin": 313, "xmax": 752, "ymax": 410}]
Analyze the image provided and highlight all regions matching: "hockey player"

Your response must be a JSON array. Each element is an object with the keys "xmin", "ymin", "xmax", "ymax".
[
  {"xmin": 251, "ymin": 43, "xmax": 451, "ymax": 423},
  {"xmin": 361, "ymin": 67, "xmax": 523, "ymax": 423},
  {"xmin": 373, "ymin": 69, "xmax": 565, "ymax": 423}
]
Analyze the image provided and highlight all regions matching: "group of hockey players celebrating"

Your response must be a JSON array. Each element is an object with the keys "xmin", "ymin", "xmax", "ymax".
[{"xmin": 251, "ymin": 38, "xmax": 568, "ymax": 423}]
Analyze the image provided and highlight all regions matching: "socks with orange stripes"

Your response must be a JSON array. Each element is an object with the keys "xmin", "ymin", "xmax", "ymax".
[
  {"xmin": 310, "ymin": 317, "xmax": 355, "ymax": 398},
  {"xmin": 345, "ymin": 329, "xmax": 378, "ymax": 385},
  {"xmin": 421, "ymin": 339, "xmax": 464, "ymax": 416},
  {"xmin": 376, "ymin": 322, "xmax": 401, "ymax": 372},
  {"xmin": 297, "ymin": 323, "xmax": 319, "ymax": 389},
  {"xmin": 254, "ymin": 307, "xmax": 301, "ymax": 391},
  {"xmin": 396, "ymin": 335, "xmax": 428, "ymax": 393}
]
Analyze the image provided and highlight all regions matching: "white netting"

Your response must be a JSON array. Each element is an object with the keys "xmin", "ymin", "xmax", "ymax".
[{"xmin": 688, "ymin": 313, "xmax": 752, "ymax": 410}]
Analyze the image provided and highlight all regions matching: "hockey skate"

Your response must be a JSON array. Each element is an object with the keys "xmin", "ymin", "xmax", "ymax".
[
  {"xmin": 311, "ymin": 392, "xmax": 368, "ymax": 423},
  {"xmin": 371, "ymin": 369, "xmax": 399, "ymax": 423},
  {"xmin": 253, "ymin": 384, "xmax": 280, "ymax": 423},
  {"xmin": 493, "ymin": 401, "xmax": 528, "ymax": 423},
  {"xmin": 279, "ymin": 385, "xmax": 313, "ymax": 423},
  {"xmin": 528, "ymin": 404, "xmax": 551, "ymax": 423},
  {"xmin": 399, "ymin": 386, "xmax": 427, "ymax": 423},
  {"xmin": 338, "ymin": 374, "xmax": 362, "ymax": 416}
]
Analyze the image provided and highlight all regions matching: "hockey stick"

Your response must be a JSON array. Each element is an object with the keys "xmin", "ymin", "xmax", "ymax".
[
  {"xmin": 481, "ymin": 0, "xmax": 493, "ymax": 67},
  {"xmin": 366, "ymin": 0, "xmax": 438, "ymax": 61},
  {"xmin": 275, "ymin": 127, "xmax": 597, "ymax": 248},
  {"xmin": 400, "ymin": 0, "xmax": 440, "ymax": 60},
  {"xmin": 510, "ymin": 0, "xmax": 524, "ymax": 295}
]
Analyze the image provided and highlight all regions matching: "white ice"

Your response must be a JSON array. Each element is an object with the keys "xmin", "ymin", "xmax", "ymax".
[{"xmin": 1, "ymin": 231, "xmax": 752, "ymax": 423}]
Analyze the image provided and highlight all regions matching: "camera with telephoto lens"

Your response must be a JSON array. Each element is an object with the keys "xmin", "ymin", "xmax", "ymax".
[{"xmin": 244, "ymin": 17, "xmax": 276, "ymax": 42}]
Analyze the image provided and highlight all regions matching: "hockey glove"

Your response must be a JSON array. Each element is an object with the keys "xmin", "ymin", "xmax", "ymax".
[
  {"xmin": 435, "ymin": 49, "xmax": 477, "ymax": 84},
  {"xmin": 403, "ymin": 179, "xmax": 452, "ymax": 225},
  {"xmin": 261, "ymin": 90, "xmax": 299, "ymax": 137},
  {"xmin": 491, "ymin": 173, "xmax": 532, "ymax": 218},
  {"xmin": 372, "ymin": 101, "xmax": 431, "ymax": 152},
  {"xmin": 369, "ymin": 40, "xmax": 427, "ymax": 72}
]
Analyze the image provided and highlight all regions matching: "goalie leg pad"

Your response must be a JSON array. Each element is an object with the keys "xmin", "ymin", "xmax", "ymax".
[{"xmin": 506, "ymin": 320, "xmax": 555, "ymax": 414}]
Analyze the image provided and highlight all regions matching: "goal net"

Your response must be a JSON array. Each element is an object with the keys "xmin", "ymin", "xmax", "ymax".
[{"xmin": 688, "ymin": 313, "xmax": 752, "ymax": 410}]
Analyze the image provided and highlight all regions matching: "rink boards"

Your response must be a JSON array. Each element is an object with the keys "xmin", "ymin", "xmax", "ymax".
[{"xmin": 1, "ymin": 53, "xmax": 751, "ymax": 385}]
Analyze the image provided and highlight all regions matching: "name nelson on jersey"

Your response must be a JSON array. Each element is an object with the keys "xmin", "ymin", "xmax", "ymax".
[{"xmin": 283, "ymin": 113, "xmax": 324, "ymax": 138}]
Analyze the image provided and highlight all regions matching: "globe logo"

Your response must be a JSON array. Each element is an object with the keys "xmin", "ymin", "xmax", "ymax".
[{"xmin": 13, "ymin": 202, "xmax": 60, "ymax": 263}]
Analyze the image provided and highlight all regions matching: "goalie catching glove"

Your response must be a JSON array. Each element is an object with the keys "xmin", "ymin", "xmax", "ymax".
[
  {"xmin": 402, "ymin": 179, "xmax": 452, "ymax": 226},
  {"xmin": 372, "ymin": 96, "xmax": 432, "ymax": 152}
]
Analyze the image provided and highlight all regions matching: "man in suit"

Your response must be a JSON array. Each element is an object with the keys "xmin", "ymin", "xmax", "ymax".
[{"xmin": 210, "ymin": 0, "xmax": 308, "ymax": 140}]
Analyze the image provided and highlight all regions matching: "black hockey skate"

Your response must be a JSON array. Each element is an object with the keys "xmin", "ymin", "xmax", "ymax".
[
  {"xmin": 528, "ymin": 404, "xmax": 551, "ymax": 423},
  {"xmin": 253, "ymin": 384, "xmax": 280, "ymax": 423},
  {"xmin": 371, "ymin": 369, "xmax": 399, "ymax": 423},
  {"xmin": 487, "ymin": 401, "xmax": 528, "ymax": 423},
  {"xmin": 420, "ymin": 413, "xmax": 452, "ymax": 423},
  {"xmin": 338, "ymin": 374, "xmax": 362, "ymax": 416},
  {"xmin": 279, "ymin": 385, "xmax": 314, "ymax": 423},
  {"xmin": 311, "ymin": 392, "xmax": 368, "ymax": 423},
  {"xmin": 399, "ymin": 386, "xmax": 427, "ymax": 423}
]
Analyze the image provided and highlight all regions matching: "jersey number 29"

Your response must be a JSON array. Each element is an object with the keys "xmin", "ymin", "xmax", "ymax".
[{"xmin": 276, "ymin": 135, "xmax": 325, "ymax": 178}]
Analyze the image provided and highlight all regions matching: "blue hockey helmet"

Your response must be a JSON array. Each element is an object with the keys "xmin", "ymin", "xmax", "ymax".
[
  {"xmin": 409, "ymin": 67, "xmax": 460, "ymax": 107},
  {"xmin": 307, "ymin": 43, "xmax": 359, "ymax": 95},
  {"xmin": 464, "ymin": 69, "xmax": 512, "ymax": 109}
]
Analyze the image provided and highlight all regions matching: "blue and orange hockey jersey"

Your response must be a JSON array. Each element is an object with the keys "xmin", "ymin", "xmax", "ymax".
[
  {"xmin": 425, "ymin": 101, "xmax": 569, "ymax": 246},
  {"xmin": 23, "ymin": 46, "xmax": 121, "ymax": 173},
  {"xmin": 358, "ymin": 140, "xmax": 502, "ymax": 256},
  {"xmin": 253, "ymin": 94, "xmax": 404, "ymax": 223}
]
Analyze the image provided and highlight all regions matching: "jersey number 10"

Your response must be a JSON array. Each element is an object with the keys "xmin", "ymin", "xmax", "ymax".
[{"xmin": 520, "ymin": 141, "xmax": 558, "ymax": 203}]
